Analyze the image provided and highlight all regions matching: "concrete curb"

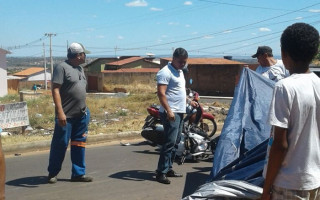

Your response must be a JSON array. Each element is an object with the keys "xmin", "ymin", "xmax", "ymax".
[
  {"xmin": 3, "ymin": 123, "xmax": 224, "ymax": 154},
  {"xmin": 3, "ymin": 131, "xmax": 141, "ymax": 154}
]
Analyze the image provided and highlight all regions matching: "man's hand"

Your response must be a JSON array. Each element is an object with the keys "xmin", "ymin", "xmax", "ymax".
[
  {"xmin": 190, "ymin": 100, "xmax": 199, "ymax": 108},
  {"xmin": 167, "ymin": 110, "xmax": 175, "ymax": 121},
  {"xmin": 57, "ymin": 112, "xmax": 67, "ymax": 127},
  {"xmin": 52, "ymin": 83, "xmax": 66, "ymax": 127}
]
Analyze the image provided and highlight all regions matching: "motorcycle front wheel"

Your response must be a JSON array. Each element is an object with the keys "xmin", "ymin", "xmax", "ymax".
[{"xmin": 198, "ymin": 118, "xmax": 217, "ymax": 138}]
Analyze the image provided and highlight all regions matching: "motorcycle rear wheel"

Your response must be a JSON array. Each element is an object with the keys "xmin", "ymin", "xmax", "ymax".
[{"xmin": 198, "ymin": 118, "xmax": 217, "ymax": 138}]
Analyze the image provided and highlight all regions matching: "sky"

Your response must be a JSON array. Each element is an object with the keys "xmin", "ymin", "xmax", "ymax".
[{"xmin": 1, "ymin": 0, "xmax": 320, "ymax": 58}]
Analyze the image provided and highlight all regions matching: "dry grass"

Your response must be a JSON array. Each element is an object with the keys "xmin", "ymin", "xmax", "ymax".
[
  {"xmin": 0, "ymin": 84, "xmax": 228, "ymax": 146},
  {"xmin": 0, "ymin": 84, "xmax": 159, "ymax": 145},
  {"xmin": 87, "ymin": 83, "xmax": 158, "ymax": 134}
]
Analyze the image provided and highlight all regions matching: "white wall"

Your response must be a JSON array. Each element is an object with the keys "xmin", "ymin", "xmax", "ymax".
[
  {"xmin": 27, "ymin": 71, "xmax": 51, "ymax": 81},
  {"xmin": 0, "ymin": 53, "xmax": 8, "ymax": 97}
]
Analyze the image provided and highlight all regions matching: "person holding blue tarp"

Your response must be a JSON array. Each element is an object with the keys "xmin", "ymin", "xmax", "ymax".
[
  {"xmin": 261, "ymin": 23, "xmax": 320, "ymax": 200},
  {"xmin": 252, "ymin": 46, "xmax": 289, "ymax": 82}
]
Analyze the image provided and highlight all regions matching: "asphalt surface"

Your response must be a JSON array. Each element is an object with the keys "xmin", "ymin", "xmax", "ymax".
[
  {"xmin": 2, "ymin": 131, "xmax": 142, "ymax": 154},
  {"xmin": 3, "ymin": 123, "xmax": 223, "ymax": 155},
  {"xmin": 5, "ymin": 138, "xmax": 213, "ymax": 200}
]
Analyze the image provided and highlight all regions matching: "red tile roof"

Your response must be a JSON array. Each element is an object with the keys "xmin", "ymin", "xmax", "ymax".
[
  {"xmin": 161, "ymin": 57, "xmax": 244, "ymax": 65},
  {"xmin": 102, "ymin": 68, "xmax": 159, "ymax": 73},
  {"xmin": 107, "ymin": 57, "xmax": 143, "ymax": 66},
  {"xmin": 0, "ymin": 48, "xmax": 11, "ymax": 54},
  {"xmin": 13, "ymin": 67, "xmax": 44, "ymax": 77}
]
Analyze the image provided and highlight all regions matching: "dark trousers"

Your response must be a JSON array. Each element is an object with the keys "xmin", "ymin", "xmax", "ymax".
[{"xmin": 157, "ymin": 112, "xmax": 183, "ymax": 174}]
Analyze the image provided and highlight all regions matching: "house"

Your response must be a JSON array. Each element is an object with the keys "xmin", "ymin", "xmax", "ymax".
[
  {"xmin": 11, "ymin": 67, "xmax": 51, "ymax": 90},
  {"xmin": 160, "ymin": 58, "xmax": 246, "ymax": 97},
  {"xmin": 0, "ymin": 48, "xmax": 11, "ymax": 97},
  {"xmin": 84, "ymin": 56, "xmax": 160, "ymax": 92},
  {"xmin": 104, "ymin": 56, "xmax": 159, "ymax": 70}
]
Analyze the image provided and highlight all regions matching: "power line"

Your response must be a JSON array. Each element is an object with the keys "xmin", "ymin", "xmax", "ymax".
[
  {"xmin": 198, "ymin": 0, "xmax": 316, "ymax": 12},
  {"xmin": 107, "ymin": 2, "xmax": 320, "ymax": 53},
  {"xmin": 6, "ymin": 36, "xmax": 47, "ymax": 50},
  {"xmin": 192, "ymin": 19, "xmax": 320, "ymax": 56}
]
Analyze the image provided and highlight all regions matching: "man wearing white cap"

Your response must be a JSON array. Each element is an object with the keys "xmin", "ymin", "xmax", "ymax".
[{"xmin": 47, "ymin": 42, "xmax": 93, "ymax": 183}]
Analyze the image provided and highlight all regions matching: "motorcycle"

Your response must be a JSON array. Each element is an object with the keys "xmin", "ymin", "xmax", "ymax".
[
  {"xmin": 142, "ymin": 89, "xmax": 217, "ymax": 138},
  {"xmin": 141, "ymin": 89, "xmax": 219, "ymax": 164}
]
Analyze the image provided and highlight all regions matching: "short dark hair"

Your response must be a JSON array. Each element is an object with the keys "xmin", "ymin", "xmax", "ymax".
[
  {"xmin": 281, "ymin": 23, "xmax": 319, "ymax": 63},
  {"xmin": 173, "ymin": 48, "xmax": 188, "ymax": 59}
]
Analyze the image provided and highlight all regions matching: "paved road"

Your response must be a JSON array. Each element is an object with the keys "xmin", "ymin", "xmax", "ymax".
[{"xmin": 5, "ymin": 139, "xmax": 213, "ymax": 200}]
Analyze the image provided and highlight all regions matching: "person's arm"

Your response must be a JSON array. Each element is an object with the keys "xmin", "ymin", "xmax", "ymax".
[
  {"xmin": 157, "ymin": 84, "xmax": 175, "ymax": 121},
  {"xmin": 52, "ymin": 83, "xmax": 67, "ymax": 127},
  {"xmin": 261, "ymin": 126, "xmax": 288, "ymax": 200},
  {"xmin": 0, "ymin": 137, "xmax": 5, "ymax": 200}
]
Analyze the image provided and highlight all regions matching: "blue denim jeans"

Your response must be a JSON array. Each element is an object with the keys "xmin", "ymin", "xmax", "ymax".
[
  {"xmin": 157, "ymin": 112, "xmax": 184, "ymax": 174},
  {"xmin": 48, "ymin": 109, "xmax": 90, "ymax": 178}
]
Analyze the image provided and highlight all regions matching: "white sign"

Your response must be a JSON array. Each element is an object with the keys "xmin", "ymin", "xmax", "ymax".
[{"xmin": 0, "ymin": 102, "xmax": 29, "ymax": 129}]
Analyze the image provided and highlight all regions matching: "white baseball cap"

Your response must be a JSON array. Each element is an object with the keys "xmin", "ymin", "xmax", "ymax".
[{"xmin": 68, "ymin": 42, "xmax": 91, "ymax": 54}]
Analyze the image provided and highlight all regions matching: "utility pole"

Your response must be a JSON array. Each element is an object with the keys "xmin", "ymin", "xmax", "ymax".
[
  {"xmin": 45, "ymin": 33, "xmax": 56, "ymax": 80},
  {"xmin": 43, "ymin": 43, "xmax": 47, "ymax": 90},
  {"xmin": 114, "ymin": 46, "xmax": 118, "ymax": 58}
]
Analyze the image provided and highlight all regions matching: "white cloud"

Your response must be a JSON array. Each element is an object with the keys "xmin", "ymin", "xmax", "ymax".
[
  {"xmin": 185, "ymin": 24, "xmax": 191, "ymax": 28},
  {"xmin": 259, "ymin": 27, "xmax": 271, "ymax": 32},
  {"xmin": 223, "ymin": 30, "xmax": 232, "ymax": 34},
  {"xmin": 309, "ymin": 9, "xmax": 320, "ymax": 13},
  {"xmin": 251, "ymin": 33, "xmax": 257, "ymax": 35},
  {"xmin": 191, "ymin": 32, "xmax": 198, "ymax": 35},
  {"xmin": 295, "ymin": 17, "xmax": 303, "ymax": 20},
  {"xmin": 92, "ymin": 15, "xmax": 98, "ymax": 18},
  {"xmin": 203, "ymin": 35, "xmax": 214, "ymax": 39},
  {"xmin": 86, "ymin": 28, "xmax": 95, "ymax": 32},
  {"xmin": 96, "ymin": 35, "xmax": 105, "ymax": 39},
  {"xmin": 118, "ymin": 35, "xmax": 124, "ymax": 40},
  {"xmin": 184, "ymin": 1, "xmax": 192, "ymax": 5},
  {"xmin": 168, "ymin": 22, "xmax": 179, "ymax": 26},
  {"xmin": 125, "ymin": 0, "xmax": 147, "ymax": 7},
  {"xmin": 150, "ymin": 7, "xmax": 163, "ymax": 11},
  {"xmin": 161, "ymin": 35, "xmax": 168, "ymax": 38}
]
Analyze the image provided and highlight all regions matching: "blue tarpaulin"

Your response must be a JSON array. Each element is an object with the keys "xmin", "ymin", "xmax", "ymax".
[
  {"xmin": 212, "ymin": 67, "xmax": 275, "ymax": 178},
  {"xmin": 182, "ymin": 68, "xmax": 277, "ymax": 200}
]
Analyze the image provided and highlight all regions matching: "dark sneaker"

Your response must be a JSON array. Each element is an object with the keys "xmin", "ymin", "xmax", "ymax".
[
  {"xmin": 166, "ymin": 170, "xmax": 183, "ymax": 177},
  {"xmin": 71, "ymin": 175, "xmax": 93, "ymax": 182},
  {"xmin": 156, "ymin": 173, "xmax": 170, "ymax": 184},
  {"xmin": 48, "ymin": 175, "xmax": 57, "ymax": 184}
]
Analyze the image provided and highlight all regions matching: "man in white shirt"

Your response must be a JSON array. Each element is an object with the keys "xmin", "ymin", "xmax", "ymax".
[
  {"xmin": 156, "ymin": 48, "xmax": 192, "ymax": 184},
  {"xmin": 252, "ymin": 46, "xmax": 289, "ymax": 82},
  {"xmin": 261, "ymin": 23, "xmax": 320, "ymax": 200}
]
